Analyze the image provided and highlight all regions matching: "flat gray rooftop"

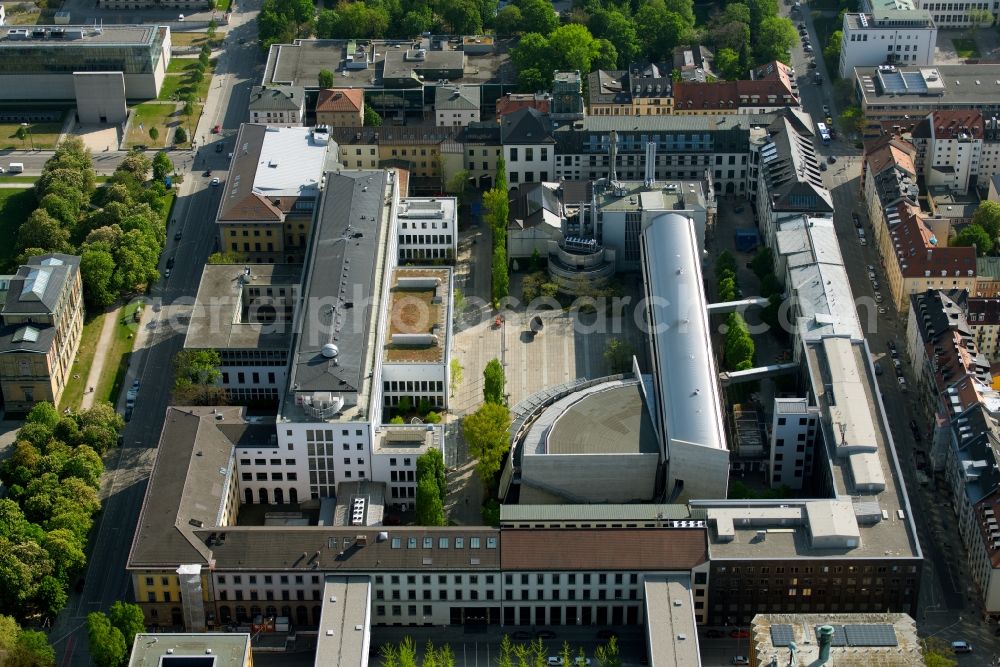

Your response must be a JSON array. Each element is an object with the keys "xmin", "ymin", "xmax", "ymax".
[
  {"xmin": 314, "ymin": 577, "xmax": 370, "ymax": 667},
  {"xmin": 644, "ymin": 576, "xmax": 701, "ymax": 667},
  {"xmin": 185, "ymin": 264, "xmax": 301, "ymax": 350},
  {"xmin": 281, "ymin": 170, "xmax": 393, "ymax": 421},
  {"xmin": 0, "ymin": 25, "xmax": 157, "ymax": 45},
  {"xmin": 128, "ymin": 634, "xmax": 250, "ymax": 667},
  {"xmin": 857, "ymin": 65, "xmax": 1000, "ymax": 108},
  {"xmin": 525, "ymin": 380, "xmax": 659, "ymax": 456}
]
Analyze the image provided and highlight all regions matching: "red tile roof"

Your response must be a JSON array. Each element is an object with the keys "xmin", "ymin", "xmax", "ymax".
[
  {"xmin": 496, "ymin": 93, "xmax": 551, "ymax": 117},
  {"xmin": 316, "ymin": 88, "xmax": 364, "ymax": 113},
  {"xmin": 218, "ymin": 192, "xmax": 284, "ymax": 222},
  {"xmin": 672, "ymin": 78, "xmax": 797, "ymax": 111},
  {"xmin": 501, "ymin": 529, "xmax": 707, "ymax": 571},
  {"xmin": 891, "ymin": 202, "xmax": 976, "ymax": 279},
  {"xmin": 929, "ymin": 109, "xmax": 984, "ymax": 140}
]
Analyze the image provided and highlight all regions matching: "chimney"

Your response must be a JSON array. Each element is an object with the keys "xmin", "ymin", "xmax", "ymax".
[{"xmin": 817, "ymin": 625, "xmax": 835, "ymax": 663}]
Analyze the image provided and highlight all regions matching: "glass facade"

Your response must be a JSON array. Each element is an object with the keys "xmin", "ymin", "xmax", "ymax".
[{"xmin": 0, "ymin": 26, "xmax": 164, "ymax": 75}]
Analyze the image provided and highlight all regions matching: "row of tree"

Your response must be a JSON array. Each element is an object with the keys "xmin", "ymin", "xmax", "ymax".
[
  {"xmin": 483, "ymin": 158, "xmax": 510, "ymax": 305},
  {"xmin": 0, "ymin": 402, "xmax": 123, "ymax": 621},
  {"xmin": 13, "ymin": 140, "xmax": 173, "ymax": 309},
  {"xmin": 714, "ymin": 251, "xmax": 756, "ymax": 375},
  {"xmin": 463, "ymin": 359, "xmax": 511, "ymax": 501},
  {"xmin": 415, "ymin": 448, "xmax": 447, "ymax": 525},
  {"xmin": 86, "ymin": 602, "xmax": 146, "ymax": 667},
  {"xmin": 0, "ymin": 615, "xmax": 56, "ymax": 667},
  {"xmin": 379, "ymin": 634, "xmax": 620, "ymax": 667}
]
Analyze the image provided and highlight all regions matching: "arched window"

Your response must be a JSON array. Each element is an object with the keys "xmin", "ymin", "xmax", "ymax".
[
  {"xmin": 219, "ymin": 606, "xmax": 232, "ymax": 623},
  {"xmin": 259, "ymin": 488, "xmax": 268, "ymax": 504},
  {"xmin": 244, "ymin": 488, "xmax": 253, "ymax": 504},
  {"xmin": 274, "ymin": 488, "xmax": 284, "ymax": 504},
  {"xmin": 289, "ymin": 488, "xmax": 298, "ymax": 504},
  {"xmin": 235, "ymin": 606, "xmax": 248, "ymax": 622}
]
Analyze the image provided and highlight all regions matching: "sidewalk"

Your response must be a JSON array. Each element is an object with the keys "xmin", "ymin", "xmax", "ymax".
[{"xmin": 80, "ymin": 305, "xmax": 122, "ymax": 410}]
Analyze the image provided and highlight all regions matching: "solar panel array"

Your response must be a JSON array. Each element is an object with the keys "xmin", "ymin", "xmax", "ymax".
[
  {"xmin": 770, "ymin": 625, "xmax": 795, "ymax": 647},
  {"xmin": 844, "ymin": 624, "xmax": 898, "ymax": 647},
  {"xmin": 813, "ymin": 624, "xmax": 897, "ymax": 647}
]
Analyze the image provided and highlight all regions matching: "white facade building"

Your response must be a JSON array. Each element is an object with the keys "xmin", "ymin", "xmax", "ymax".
[
  {"xmin": 434, "ymin": 85, "xmax": 481, "ymax": 127},
  {"xmin": 769, "ymin": 398, "xmax": 820, "ymax": 490},
  {"xmin": 915, "ymin": 0, "xmax": 996, "ymax": 28},
  {"xmin": 501, "ymin": 108, "xmax": 556, "ymax": 187},
  {"xmin": 396, "ymin": 198, "xmax": 458, "ymax": 261},
  {"xmin": 839, "ymin": 11, "xmax": 936, "ymax": 78}
]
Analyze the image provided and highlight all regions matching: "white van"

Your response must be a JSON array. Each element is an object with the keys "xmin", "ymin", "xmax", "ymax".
[{"xmin": 8, "ymin": 162, "xmax": 24, "ymax": 173}]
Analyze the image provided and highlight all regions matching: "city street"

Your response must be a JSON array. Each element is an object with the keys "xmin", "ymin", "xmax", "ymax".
[{"xmin": 45, "ymin": 2, "xmax": 263, "ymax": 665}]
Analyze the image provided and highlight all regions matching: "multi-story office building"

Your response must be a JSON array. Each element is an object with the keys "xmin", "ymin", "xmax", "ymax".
[
  {"xmin": 968, "ymin": 296, "xmax": 1000, "ymax": 359},
  {"xmin": 0, "ymin": 253, "xmax": 83, "ymax": 414},
  {"xmin": 769, "ymin": 397, "xmax": 821, "ymax": 491},
  {"xmin": 185, "ymin": 264, "xmax": 301, "ymax": 406},
  {"xmin": 315, "ymin": 88, "xmax": 364, "ymax": 127},
  {"xmin": 435, "ymin": 85, "xmax": 481, "ymax": 127},
  {"xmin": 909, "ymin": 110, "xmax": 985, "ymax": 193},
  {"xmin": 915, "ymin": 0, "xmax": 996, "ymax": 28},
  {"xmin": 215, "ymin": 124, "xmax": 338, "ymax": 263},
  {"xmin": 248, "ymin": 86, "xmax": 305, "ymax": 127},
  {"xmin": 672, "ymin": 64, "xmax": 798, "ymax": 115},
  {"xmin": 839, "ymin": 10, "xmax": 936, "ymax": 78},
  {"xmin": 324, "ymin": 126, "xmax": 460, "ymax": 193},
  {"xmin": 855, "ymin": 65, "xmax": 1000, "ymax": 137},
  {"xmin": 456, "ymin": 122, "xmax": 502, "ymax": 190},
  {"xmin": 553, "ymin": 113, "xmax": 776, "ymax": 196},
  {"xmin": 754, "ymin": 112, "xmax": 833, "ymax": 247},
  {"xmin": 0, "ymin": 24, "xmax": 171, "ymax": 116},
  {"xmin": 863, "ymin": 136, "xmax": 977, "ymax": 312},
  {"xmin": 501, "ymin": 108, "xmax": 556, "ymax": 187},
  {"xmin": 395, "ymin": 197, "xmax": 457, "ymax": 262},
  {"xmin": 587, "ymin": 63, "xmax": 674, "ymax": 117}
]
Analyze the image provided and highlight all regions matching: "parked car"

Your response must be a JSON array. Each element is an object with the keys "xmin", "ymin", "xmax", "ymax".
[
  {"xmin": 808, "ymin": 61, "xmax": 818, "ymax": 69},
  {"xmin": 874, "ymin": 291, "xmax": 881, "ymax": 302},
  {"xmin": 951, "ymin": 641, "xmax": 973, "ymax": 654},
  {"xmin": 211, "ymin": 177, "xmax": 221, "ymax": 186},
  {"xmin": 888, "ymin": 341, "xmax": 897, "ymax": 354},
  {"xmin": 874, "ymin": 361, "xmax": 883, "ymax": 376},
  {"xmin": 166, "ymin": 257, "xmax": 175, "ymax": 269},
  {"xmin": 860, "ymin": 238, "xmax": 867, "ymax": 246},
  {"xmin": 820, "ymin": 162, "xmax": 828, "ymax": 171},
  {"xmin": 897, "ymin": 376, "xmax": 908, "ymax": 391},
  {"xmin": 178, "ymin": 13, "xmax": 184, "ymax": 20},
  {"xmin": 164, "ymin": 268, "xmax": 171, "ymax": 279},
  {"xmin": 174, "ymin": 230, "xmax": 182, "ymax": 241},
  {"xmin": 212, "ymin": 124, "xmax": 221, "ymax": 134},
  {"xmin": 730, "ymin": 629, "xmax": 750, "ymax": 639},
  {"xmin": 215, "ymin": 143, "xmax": 224, "ymax": 153},
  {"xmin": 798, "ymin": 22, "xmax": 806, "ymax": 29},
  {"xmin": 732, "ymin": 658, "xmax": 750, "ymax": 666},
  {"xmin": 547, "ymin": 658, "xmax": 563, "ymax": 666},
  {"xmin": 872, "ymin": 280, "xmax": 879, "ymax": 290},
  {"xmin": 878, "ymin": 306, "xmax": 887, "ymax": 314},
  {"xmin": 803, "ymin": 44, "xmax": 813, "ymax": 52}
]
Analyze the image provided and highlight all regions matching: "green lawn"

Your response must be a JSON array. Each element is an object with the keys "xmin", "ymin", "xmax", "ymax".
[
  {"xmin": 97, "ymin": 299, "xmax": 144, "ymax": 405},
  {"xmin": 60, "ymin": 310, "xmax": 111, "ymax": 411},
  {"xmin": 0, "ymin": 121, "xmax": 64, "ymax": 150},
  {"xmin": 0, "ymin": 176, "xmax": 39, "ymax": 184},
  {"xmin": 125, "ymin": 102, "xmax": 201, "ymax": 149},
  {"xmin": 171, "ymin": 32, "xmax": 224, "ymax": 48},
  {"xmin": 166, "ymin": 57, "xmax": 217, "ymax": 74},
  {"xmin": 0, "ymin": 188, "xmax": 36, "ymax": 272},
  {"xmin": 953, "ymin": 38, "xmax": 981, "ymax": 59},
  {"xmin": 157, "ymin": 73, "xmax": 212, "ymax": 104}
]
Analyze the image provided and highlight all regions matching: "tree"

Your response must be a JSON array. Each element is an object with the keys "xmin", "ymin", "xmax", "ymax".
[
  {"xmin": 483, "ymin": 358, "xmax": 506, "ymax": 405},
  {"xmin": 174, "ymin": 349, "xmax": 222, "ymax": 387},
  {"xmin": 15, "ymin": 628, "xmax": 56, "ymax": 667},
  {"xmin": 750, "ymin": 247, "xmax": 774, "ymax": 279},
  {"xmin": 152, "ymin": 152, "xmax": 173, "ymax": 182},
  {"xmin": 546, "ymin": 24, "xmax": 608, "ymax": 76},
  {"xmin": 589, "ymin": 8, "xmax": 639, "ymax": 68},
  {"xmin": 446, "ymin": 170, "xmax": 471, "ymax": 205},
  {"xmin": 80, "ymin": 248, "xmax": 119, "ymax": 309},
  {"xmin": 174, "ymin": 127, "xmax": 187, "ymax": 144},
  {"xmin": 724, "ymin": 312, "xmax": 755, "ymax": 369},
  {"xmin": 492, "ymin": 244, "xmax": 509, "ymax": 303},
  {"xmin": 634, "ymin": 0, "xmax": 695, "ymax": 61},
  {"xmin": 755, "ymin": 16, "xmax": 797, "ymax": 63},
  {"xmin": 518, "ymin": 0, "xmax": 558, "ymax": 35},
  {"xmin": 108, "ymin": 601, "xmax": 145, "ymax": 650},
  {"xmin": 364, "ymin": 104, "xmax": 383, "ymax": 127},
  {"xmin": 415, "ymin": 475, "xmax": 445, "ymax": 525},
  {"xmin": 207, "ymin": 18, "xmax": 218, "ymax": 37},
  {"xmin": 17, "ymin": 209, "xmax": 71, "ymax": 253},
  {"xmin": 603, "ymin": 338, "xmax": 635, "ymax": 374},
  {"xmin": 207, "ymin": 250, "xmax": 247, "ymax": 264},
  {"xmin": 953, "ymin": 223, "xmax": 993, "ymax": 255},
  {"xmin": 317, "ymin": 69, "xmax": 334, "ymax": 89},
  {"xmin": 15, "ymin": 125, "xmax": 29, "ymax": 148},
  {"xmin": 823, "ymin": 29, "xmax": 843, "ymax": 65},
  {"xmin": 27, "ymin": 403, "xmax": 60, "ymax": 430},
  {"xmin": 417, "ymin": 448, "xmax": 447, "ymax": 505},
  {"xmin": 462, "ymin": 402, "xmax": 510, "ymax": 489},
  {"xmin": 495, "ymin": 5, "xmax": 522, "ymax": 35},
  {"xmin": 439, "ymin": 0, "xmax": 483, "ymax": 34},
  {"xmin": 967, "ymin": 7, "xmax": 994, "ymax": 35},
  {"xmin": 87, "ymin": 612, "xmax": 127, "ymax": 667},
  {"xmin": 118, "ymin": 152, "xmax": 152, "ymax": 181},
  {"xmin": 972, "ymin": 200, "xmax": 1000, "ymax": 240},
  {"xmin": 594, "ymin": 638, "xmax": 620, "ymax": 667},
  {"xmin": 148, "ymin": 127, "xmax": 159, "ymax": 142},
  {"xmin": 449, "ymin": 358, "xmax": 464, "ymax": 397},
  {"xmin": 715, "ymin": 47, "xmax": 743, "ymax": 80}
]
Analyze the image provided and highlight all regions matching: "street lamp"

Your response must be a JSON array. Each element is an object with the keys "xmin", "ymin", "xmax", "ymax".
[{"xmin": 21, "ymin": 123, "xmax": 34, "ymax": 151}]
